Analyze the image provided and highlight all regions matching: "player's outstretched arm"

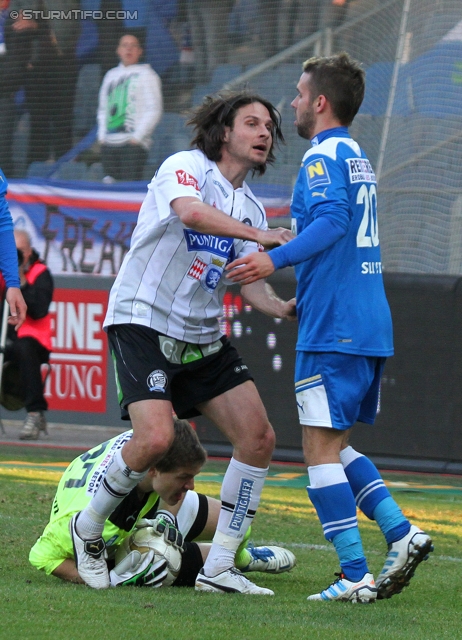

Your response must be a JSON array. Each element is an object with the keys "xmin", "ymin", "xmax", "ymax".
[
  {"xmin": 241, "ymin": 279, "xmax": 296, "ymax": 320},
  {"xmin": 172, "ymin": 197, "xmax": 293, "ymax": 248}
]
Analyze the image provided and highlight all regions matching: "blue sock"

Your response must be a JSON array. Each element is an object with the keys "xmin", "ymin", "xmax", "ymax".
[
  {"xmin": 373, "ymin": 497, "xmax": 411, "ymax": 545},
  {"xmin": 340, "ymin": 447, "xmax": 391, "ymax": 518},
  {"xmin": 307, "ymin": 464, "xmax": 369, "ymax": 579},
  {"xmin": 341, "ymin": 446, "xmax": 410, "ymax": 544},
  {"xmin": 332, "ymin": 530, "xmax": 369, "ymax": 582}
]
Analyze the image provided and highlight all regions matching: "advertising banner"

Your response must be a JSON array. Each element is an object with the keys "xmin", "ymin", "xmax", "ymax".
[
  {"xmin": 6, "ymin": 179, "xmax": 290, "ymax": 277},
  {"xmin": 45, "ymin": 288, "xmax": 109, "ymax": 413}
]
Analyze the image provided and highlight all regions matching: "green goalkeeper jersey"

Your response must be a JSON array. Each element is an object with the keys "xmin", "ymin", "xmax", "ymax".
[{"xmin": 29, "ymin": 430, "xmax": 160, "ymax": 575}]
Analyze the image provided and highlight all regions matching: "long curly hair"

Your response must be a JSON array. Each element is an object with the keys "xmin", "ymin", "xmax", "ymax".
[{"xmin": 188, "ymin": 91, "xmax": 285, "ymax": 176}]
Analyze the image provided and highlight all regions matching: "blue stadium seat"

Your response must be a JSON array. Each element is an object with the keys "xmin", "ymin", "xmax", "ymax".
[
  {"xmin": 410, "ymin": 42, "xmax": 462, "ymax": 117},
  {"xmin": 54, "ymin": 161, "xmax": 89, "ymax": 181},
  {"xmin": 27, "ymin": 161, "xmax": 55, "ymax": 178},
  {"xmin": 73, "ymin": 64, "xmax": 103, "ymax": 139},
  {"xmin": 359, "ymin": 62, "xmax": 411, "ymax": 117},
  {"xmin": 248, "ymin": 63, "xmax": 300, "ymax": 106},
  {"xmin": 147, "ymin": 112, "xmax": 190, "ymax": 170},
  {"xmin": 191, "ymin": 64, "xmax": 244, "ymax": 105},
  {"xmin": 210, "ymin": 64, "xmax": 244, "ymax": 89},
  {"xmin": 87, "ymin": 162, "xmax": 105, "ymax": 182},
  {"xmin": 191, "ymin": 82, "xmax": 213, "ymax": 107}
]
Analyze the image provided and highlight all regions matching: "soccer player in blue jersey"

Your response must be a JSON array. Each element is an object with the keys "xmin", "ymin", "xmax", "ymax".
[
  {"xmin": 227, "ymin": 52, "xmax": 433, "ymax": 602},
  {"xmin": 0, "ymin": 167, "xmax": 27, "ymax": 329}
]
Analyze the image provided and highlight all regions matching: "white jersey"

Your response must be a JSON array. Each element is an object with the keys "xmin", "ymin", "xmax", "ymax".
[{"xmin": 104, "ymin": 149, "xmax": 268, "ymax": 343}]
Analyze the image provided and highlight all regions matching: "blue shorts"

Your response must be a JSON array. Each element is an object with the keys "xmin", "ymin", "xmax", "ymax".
[{"xmin": 294, "ymin": 352, "xmax": 386, "ymax": 431}]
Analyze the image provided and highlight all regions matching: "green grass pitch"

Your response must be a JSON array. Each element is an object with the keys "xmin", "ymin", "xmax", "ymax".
[{"xmin": 0, "ymin": 446, "xmax": 461, "ymax": 640}]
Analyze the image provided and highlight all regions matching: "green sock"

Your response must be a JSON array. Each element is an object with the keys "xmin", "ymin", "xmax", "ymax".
[{"xmin": 234, "ymin": 527, "xmax": 252, "ymax": 570}]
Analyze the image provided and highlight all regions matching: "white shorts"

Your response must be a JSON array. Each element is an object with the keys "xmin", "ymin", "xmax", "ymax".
[{"xmin": 176, "ymin": 490, "xmax": 201, "ymax": 538}]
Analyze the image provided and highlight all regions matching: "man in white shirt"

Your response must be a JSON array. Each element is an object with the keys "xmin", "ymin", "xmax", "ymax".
[
  {"xmin": 97, "ymin": 34, "xmax": 163, "ymax": 181},
  {"xmin": 71, "ymin": 91, "xmax": 296, "ymax": 595}
]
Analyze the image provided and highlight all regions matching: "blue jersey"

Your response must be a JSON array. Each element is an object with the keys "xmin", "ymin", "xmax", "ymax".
[
  {"xmin": 0, "ymin": 168, "xmax": 20, "ymax": 289},
  {"xmin": 270, "ymin": 127, "xmax": 393, "ymax": 357}
]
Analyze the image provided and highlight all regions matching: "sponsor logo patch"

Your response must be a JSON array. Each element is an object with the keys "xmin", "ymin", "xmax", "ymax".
[
  {"xmin": 176, "ymin": 169, "xmax": 200, "ymax": 190},
  {"xmin": 187, "ymin": 256, "xmax": 207, "ymax": 280},
  {"xmin": 306, "ymin": 157, "xmax": 331, "ymax": 189},
  {"xmin": 147, "ymin": 369, "xmax": 168, "ymax": 393},
  {"xmin": 184, "ymin": 229, "xmax": 235, "ymax": 259},
  {"xmin": 347, "ymin": 157, "xmax": 376, "ymax": 183},
  {"xmin": 229, "ymin": 478, "xmax": 254, "ymax": 531}
]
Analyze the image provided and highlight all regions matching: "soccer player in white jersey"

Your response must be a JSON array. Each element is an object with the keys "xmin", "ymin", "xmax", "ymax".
[
  {"xmin": 70, "ymin": 91, "xmax": 296, "ymax": 592},
  {"xmin": 30, "ymin": 419, "xmax": 295, "ymax": 586},
  {"xmin": 227, "ymin": 53, "xmax": 433, "ymax": 602}
]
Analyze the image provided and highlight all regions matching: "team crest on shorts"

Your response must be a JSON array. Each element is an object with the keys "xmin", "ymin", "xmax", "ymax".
[{"xmin": 147, "ymin": 369, "xmax": 168, "ymax": 393}]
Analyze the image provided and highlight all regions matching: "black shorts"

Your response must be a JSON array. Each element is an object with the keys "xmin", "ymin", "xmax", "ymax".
[
  {"xmin": 107, "ymin": 324, "xmax": 253, "ymax": 419},
  {"xmin": 172, "ymin": 541, "xmax": 204, "ymax": 587}
]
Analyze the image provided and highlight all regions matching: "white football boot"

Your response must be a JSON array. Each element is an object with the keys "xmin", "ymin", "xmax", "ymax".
[
  {"xmin": 307, "ymin": 572, "xmax": 377, "ymax": 603},
  {"xmin": 195, "ymin": 568, "xmax": 274, "ymax": 595},
  {"xmin": 376, "ymin": 525, "xmax": 433, "ymax": 599},
  {"xmin": 239, "ymin": 545, "xmax": 296, "ymax": 574},
  {"xmin": 70, "ymin": 513, "xmax": 109, "ymax": 589}
]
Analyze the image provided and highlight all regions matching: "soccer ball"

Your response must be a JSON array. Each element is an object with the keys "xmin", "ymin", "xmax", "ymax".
[{"xmin": 113, "ymin": 524, "xmax": 183, "ymax": 587}]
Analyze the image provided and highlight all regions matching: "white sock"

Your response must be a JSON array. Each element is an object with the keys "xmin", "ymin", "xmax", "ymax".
[
  {"xmin": 76, "ymin": 447, "xmax": 147, "ymax": 540},
  {"xmin": 202, "ymin": 457, "xmax": 268, "ymax": 577}
]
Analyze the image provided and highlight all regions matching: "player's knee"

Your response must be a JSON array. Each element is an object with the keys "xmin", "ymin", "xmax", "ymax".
[
  {"xmin": 252, "ymin": 422, "xmax": 275, "ymax": 457},
  {"xmin": 131, "ymin": 428, "xmax": 175, "ymax": 464},
  {"xmin": 148, "ymin": 430, "xmax": 175, "ymax": 460}
]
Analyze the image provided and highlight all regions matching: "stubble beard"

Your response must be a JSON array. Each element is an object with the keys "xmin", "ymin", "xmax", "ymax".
[{"xmin": 296, "ymin": 108, "xmax": 316, "ymax": 140}]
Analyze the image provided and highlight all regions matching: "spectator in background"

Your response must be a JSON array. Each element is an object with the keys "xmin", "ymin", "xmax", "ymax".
[
  {"xmin": 0, "ymin": 167, "xmax": 27, "ymax": 329},
  {"xmin": 0, "ymin": 1, "xmax": 35, "ymax": 176},
  {"xmin": 9, "ymin": 0, "xmax": 80, "ymax": 166},
  {"xmin": 97, "ymin": 33, "xmax": 163, "ymax": 182},
  {"xmin": 5, "ymin": 229, "xmax": 53, "ymax": 440},
  {"xmin": 186, "ymin": 0, "xmax": 234, "ymax": 84}
]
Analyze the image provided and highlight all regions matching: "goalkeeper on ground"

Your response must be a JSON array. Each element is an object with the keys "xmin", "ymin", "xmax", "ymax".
[{"xmin": 29, "ymin": 419, "xmax": 295, "ymax": 587}]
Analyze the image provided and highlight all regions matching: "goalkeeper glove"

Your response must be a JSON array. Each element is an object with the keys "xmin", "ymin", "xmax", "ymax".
[
  {"xmin": 110, "ymin": 549, "xmax": 169, "ymax": 587},
  {"xmin": 137, "ymin": 515, "xmax": 184, "ymax": 552}
]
